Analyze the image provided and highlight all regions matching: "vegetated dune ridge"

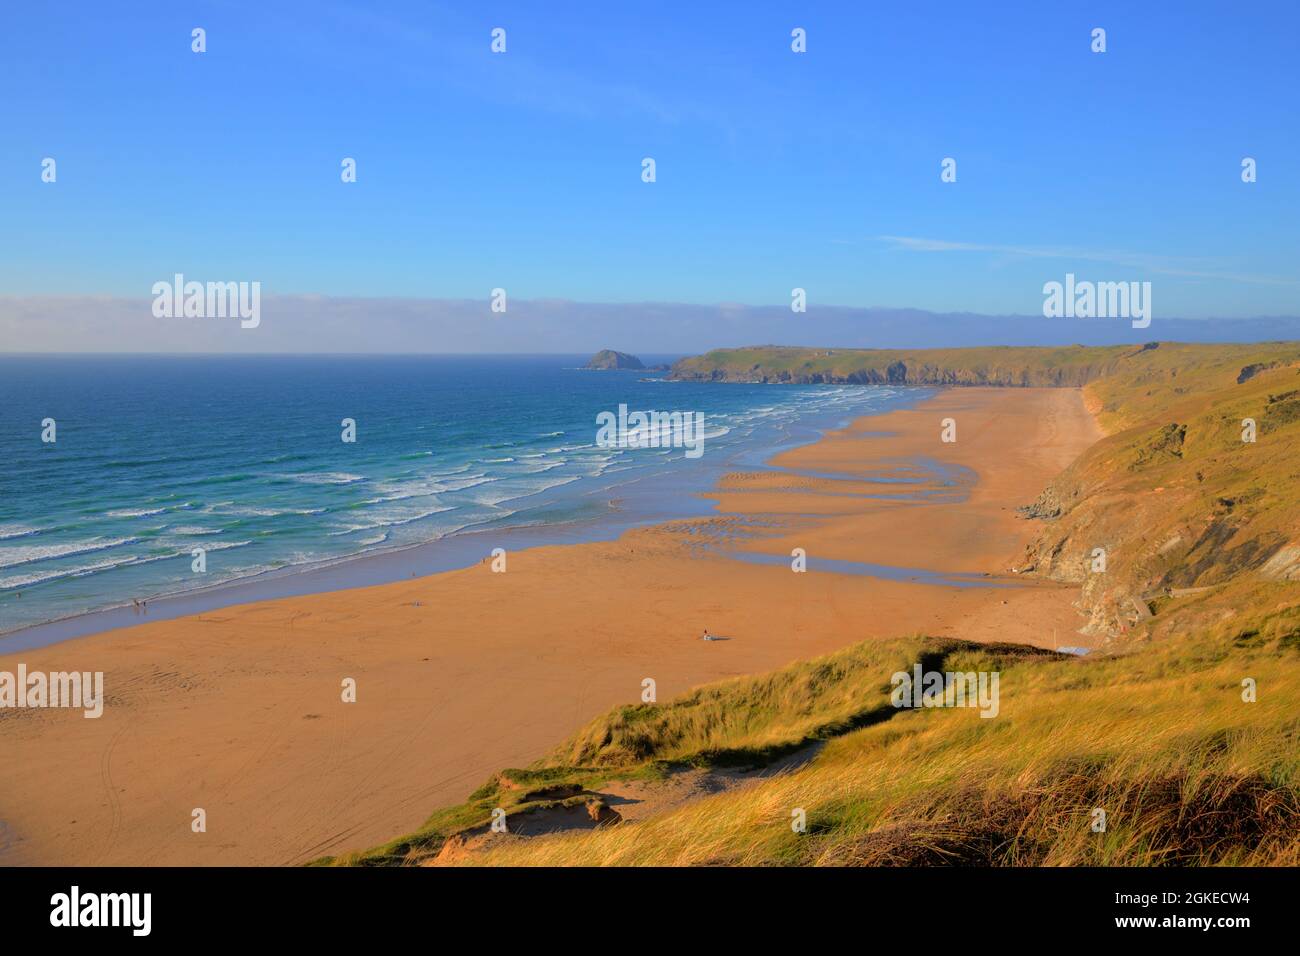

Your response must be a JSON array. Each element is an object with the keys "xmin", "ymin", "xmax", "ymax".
[{"xmin": 335, "ymin": 341, "xmax": 1300, "ymax": 866}]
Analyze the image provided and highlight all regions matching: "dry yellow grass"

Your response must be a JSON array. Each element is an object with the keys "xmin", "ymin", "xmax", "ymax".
[
  {"xmin": 333, "ymin": 622, "xmax": 1298, "ymax": 866},
  {"xmin": 447, "ymin": 630, "xmax": 1298, "ymax": 867}
]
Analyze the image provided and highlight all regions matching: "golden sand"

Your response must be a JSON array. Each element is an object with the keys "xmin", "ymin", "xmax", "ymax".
[{"xmin": 0, "ymin": 387, "xmax": 1101, "ymax": 865}]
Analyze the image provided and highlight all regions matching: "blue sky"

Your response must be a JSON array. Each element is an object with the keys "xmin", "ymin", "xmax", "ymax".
[{"xmin": 1, "ymin": 0, "xmax": 1297, "ymax": 319}]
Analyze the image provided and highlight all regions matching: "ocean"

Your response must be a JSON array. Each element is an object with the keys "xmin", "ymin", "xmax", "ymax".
[{"xmin": 0, "ymin": 355, "xmax": 925, "ymax": 639}]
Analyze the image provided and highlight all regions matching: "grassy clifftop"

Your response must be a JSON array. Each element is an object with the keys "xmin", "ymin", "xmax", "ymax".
[{"xmin": 667, "ymin": 342, "xmax": 1299, "ymax": 388}]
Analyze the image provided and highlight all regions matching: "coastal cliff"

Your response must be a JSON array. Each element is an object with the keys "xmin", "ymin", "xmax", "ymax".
[
  {"xmin": 1013, "ymin": 341, "xmax": 1300, "ymax": 642},
  {"xmin": 667, "ymin": 344, "xmax": 1141, "ymax": 386}
]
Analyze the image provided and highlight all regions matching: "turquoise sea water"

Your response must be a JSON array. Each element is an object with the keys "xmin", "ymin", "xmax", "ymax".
[{"xmin": 0, "ymin": 355, "xmax": 925, "ymax": 637}]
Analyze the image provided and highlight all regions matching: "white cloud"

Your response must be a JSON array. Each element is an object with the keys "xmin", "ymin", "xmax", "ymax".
[{"xmin": 875, "ymin": 235, "xmax": 1300, "ymax": 287}]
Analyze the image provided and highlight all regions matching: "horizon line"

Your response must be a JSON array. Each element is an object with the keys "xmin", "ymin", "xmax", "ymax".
[
  {"xmin": 5, "ymin": 340, "xmax": 1299, "ymax": 359},
  {"xmin": 3, "ymin": 293, "xmax": 1300, "ymax": 324}
]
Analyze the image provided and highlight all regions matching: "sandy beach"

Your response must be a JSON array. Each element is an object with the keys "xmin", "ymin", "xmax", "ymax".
[{"xmin": 0, "ymin": 386, "xmax": 1101, "ymax": 866}]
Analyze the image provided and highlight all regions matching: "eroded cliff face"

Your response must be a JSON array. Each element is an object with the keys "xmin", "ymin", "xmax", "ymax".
[
  {"xmin": 1017, "ymin": 457, "xmax": 1186, "ymax": 639},
  {"xmin": 1017, "ymin": 366, "xmax": 1300, "ymax": 643}
]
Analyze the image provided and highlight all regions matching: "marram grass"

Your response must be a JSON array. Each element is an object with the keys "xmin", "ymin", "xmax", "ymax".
[{"xmin": 328, "ymin": 622, "xmax": 1299, "ymax": 866}]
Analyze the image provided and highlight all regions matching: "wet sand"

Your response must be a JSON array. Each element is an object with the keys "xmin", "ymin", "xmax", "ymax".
[{"xmin": 0, "ymin": 387, "xmax": 1101, "ymax": 865}]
